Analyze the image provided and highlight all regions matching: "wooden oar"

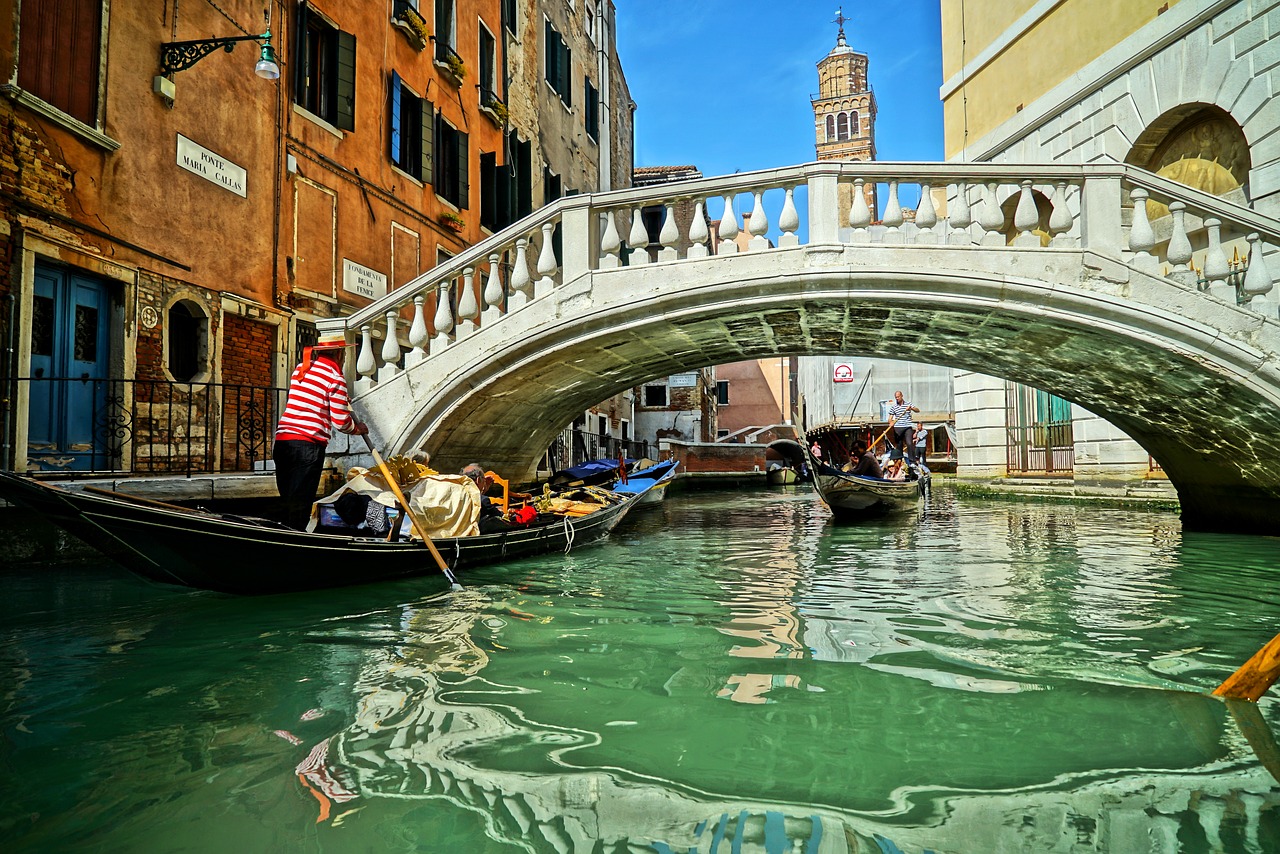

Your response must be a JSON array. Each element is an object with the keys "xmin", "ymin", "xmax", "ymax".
[
  {"xmin": 1213, "ymin": 632, "xmax": 1280, "ymax": 701},
  {"xmin": 361, "ymin": 434, "xmax": 462, "ymax": 591}
]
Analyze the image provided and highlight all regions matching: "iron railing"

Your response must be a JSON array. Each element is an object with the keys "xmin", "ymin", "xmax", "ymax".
[
  {"xmin": 14, "ymin": 377, "xmax": 286, "ymax": 476},
  {"xmin": 543, "ymin": 427, "xmax": 651, "ymax": 474}
]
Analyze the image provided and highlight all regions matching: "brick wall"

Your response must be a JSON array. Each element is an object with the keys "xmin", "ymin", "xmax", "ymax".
[
  {"xmin": 0, "ymin": 108, "xmax": 75, "ymax": 303},
  {"xmin": 222, "ymin": 315, "xmax": 274, "ymax": 387},
  {"xmin": 663, "ymin": 441, "xmax": 766, "ymax": 474}
]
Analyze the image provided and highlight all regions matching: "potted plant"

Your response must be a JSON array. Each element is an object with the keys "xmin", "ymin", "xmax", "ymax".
[
  {"xmin": 440, "ymin": 211, "xmax": 465, "ymax": 233},
  {"xmin": 445, "ymin": 53, "xmax": 467, "ymax": 83},
  {"xmin": 393, "ymin": 5, "xmax": 430, "ymax": 51},
  {"xmin": 484, "ymin": 99, "xmax": 509, "ymax": 124}
]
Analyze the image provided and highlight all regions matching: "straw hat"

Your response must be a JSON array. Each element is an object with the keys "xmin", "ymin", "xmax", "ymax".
[{"xmin": 315, "ymin": 331, "xmax": 356, "ymax": 349}]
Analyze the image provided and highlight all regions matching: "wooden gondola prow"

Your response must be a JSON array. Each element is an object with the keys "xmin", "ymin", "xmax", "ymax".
[{"xmin": 1213, "ymin": 632, "xmax": 1280, "ymax": 701}]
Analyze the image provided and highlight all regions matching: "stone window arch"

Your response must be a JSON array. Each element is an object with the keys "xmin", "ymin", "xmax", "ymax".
[
  {"xmin": 825, "ymin": 114, "xmax": 835, "ymax": 141},
  {"xmin": 1126, "ymin": 104, "xmax": 1250, "ymax": 203},
  {"xmin": 837, "ymin": 112, "xmax": 849, "ymax": 141},
  {"xmin": 850, "ymin": 110, "xmax": 859, "ymax": 136},
  {"xmin": 165, "ymin": 297, "xmax": 211, "ymax": 384}
]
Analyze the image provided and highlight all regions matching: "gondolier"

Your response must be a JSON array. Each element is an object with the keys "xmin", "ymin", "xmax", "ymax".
[
  {"xmin": 887, "ymin": 390, "xmax": 920, "ymax": 463},
  {"xmin": 273, "ymin": 332, "xmax": 368, "ymax": 529}
]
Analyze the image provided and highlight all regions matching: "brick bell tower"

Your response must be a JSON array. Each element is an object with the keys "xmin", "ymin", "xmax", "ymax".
[{"xmin": 813, "ymin": 9, "xmax": 877, "ymax": 215}]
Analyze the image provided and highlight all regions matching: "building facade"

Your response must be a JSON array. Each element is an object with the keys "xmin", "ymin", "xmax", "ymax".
[
  {"xmin": 941, "ymin": 0, "xmax": 1275, "ymax": 495},
  {"xmin": 1, "ymin": 0, "xmax": 631, "ymax": 479}
]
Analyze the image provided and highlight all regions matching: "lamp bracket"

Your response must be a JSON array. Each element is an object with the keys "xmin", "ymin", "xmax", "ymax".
[{"xmin": 160, "ymin": 33, "xmax": 267, "ymax": 75}]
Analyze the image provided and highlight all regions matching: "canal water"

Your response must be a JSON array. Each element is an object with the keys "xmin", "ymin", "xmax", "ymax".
[{"xmin": 3, "ymin": 487, "xmax": 1280, "ymax": 853}]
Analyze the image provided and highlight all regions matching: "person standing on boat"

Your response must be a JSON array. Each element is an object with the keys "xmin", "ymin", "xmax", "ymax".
[
  {"xmin": 913, "ymin": 423, "xmax": 930, "ymax": 471},
  {"xmin": 273, "ymin": 333, "xmax": 368, "ymax": 529},
  {"xmin": 887, "ymin": 390, "xmax": 920, "ymax": 463}
]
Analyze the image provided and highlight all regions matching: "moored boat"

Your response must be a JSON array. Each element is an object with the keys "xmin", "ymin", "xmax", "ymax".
[
  {"xmin": 804, "ymin": 422, "xmax": 928, "ymax": 519},
  {"xmin": 609, "ymin": 459, "xmax": 679, "ymax": 505},
  {"xmin": 0, "ymin": 471, "xmax": 642, "ymax": 595},
  {"xmin": 766, "ymin": 465, "xmax": 799, "ymax": 486}
]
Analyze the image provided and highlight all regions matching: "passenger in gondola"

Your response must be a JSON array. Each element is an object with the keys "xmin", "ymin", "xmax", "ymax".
[
  {"xmin": 462, "ymin": 463, "xmax": 515, "ymax": 533},
  {"xmin": 849, "ymin": 441, "xmax": 883, "ymax": 478}
]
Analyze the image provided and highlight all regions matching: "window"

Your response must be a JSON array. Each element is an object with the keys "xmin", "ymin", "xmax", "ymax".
[
  {"xmin": 435, "ymin": 0, "xmax": 457, "ymax": 52},
  {"xmin": 850, "ymin": 111, "xmax": 859, "ymax": 136},
  {"xmin": 585, "ymin": 3, "xmax": 596, "ymax": 42},
  {"xmin": 584, "ymin": 78, "xmax": 599, "ymax": 141},
  {"xmin": 825, "ymin": 115, "xmax": 835, "ymax": 141},
  {"xmin": 598, "ymin": 415, "xmax": 608, "ymax": 436},
  {"xmin": 434, "ymin": 115, "xmax": 469, "ymax": 209},
  {"xmin": 478, "ymin": 25, "xmax": 498, "ymax": 105},
  {"xmin": 294, "ymin": 8, "xmax": 356, "ymax": 131},
  {"xmin": 389, "ymin": 73, "xmax": 433, "ymax": 182},
  {"xmin": 544, "ymin": 20, "xmax": 572, "ymax": 106},
  {"xmin": 716, "ymin": 381, "xmax": 730, "ymax": 405},
  {"xmin": 167, "ymin": 300, "xmax": 208, "ymax": 383},
  {"xmin": 837, "ymin": 112, "xmax": 849, "ymax": 141},
  {"xmin": 18, "ymin": 0, "xmax": 102, "ymax": 127},
  {"xmin": 644, "ymin": 385, "xmax": 667, "ymax": 407},
  {"xmin": 503, "ymin": 0, "xmax": 518, "ymax": 35}
]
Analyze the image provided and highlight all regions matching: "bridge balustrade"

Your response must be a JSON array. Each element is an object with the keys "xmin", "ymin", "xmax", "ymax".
[{"xmin": 321, "ymin": 162, "xmax": 1280, "ymax": 391}]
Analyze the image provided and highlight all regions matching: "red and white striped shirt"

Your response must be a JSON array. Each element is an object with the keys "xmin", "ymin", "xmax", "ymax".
[{"xmin": 275, "ymin": 355, "xmax": 358, "ymax": 443}]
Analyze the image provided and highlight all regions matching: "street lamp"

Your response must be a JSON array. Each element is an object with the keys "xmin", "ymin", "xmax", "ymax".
[{"xmin": 158, "ymin": 9, "xmax": 279, "ymax": 80}]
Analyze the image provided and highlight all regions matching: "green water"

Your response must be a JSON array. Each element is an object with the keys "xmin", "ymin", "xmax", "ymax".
[{"xmin": 3, "ymin": 488, "xmax": 1280, "ymax": 853}]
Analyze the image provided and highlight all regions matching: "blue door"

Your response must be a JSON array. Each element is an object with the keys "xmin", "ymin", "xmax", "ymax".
[{"xmin": 27, "ymin": 265, "xmax": 112, "ymax": 471}]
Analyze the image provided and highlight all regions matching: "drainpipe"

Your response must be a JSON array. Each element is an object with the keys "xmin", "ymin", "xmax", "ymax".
[{"xmin": 2, "ymin": 292, "xmax": 14, "ymax": 470}]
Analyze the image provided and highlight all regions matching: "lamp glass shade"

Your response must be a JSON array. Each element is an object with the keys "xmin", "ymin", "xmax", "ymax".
[{"xmin": 255, "ymin": 44, "xmax": 280, "ymax": 80}]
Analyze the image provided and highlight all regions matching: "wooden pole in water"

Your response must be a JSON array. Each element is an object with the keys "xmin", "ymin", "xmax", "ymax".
[{"xmin": 1213, "ymin": 632, "xmax": 1280, "ymax": 701}]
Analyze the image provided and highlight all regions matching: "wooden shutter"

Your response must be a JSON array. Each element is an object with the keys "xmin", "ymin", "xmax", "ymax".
[
  {"xmin": 19, "ymin": 0, "xmax": 101, "ymax": 125},
  {"xmin": 560, "ymin": 42, "xmax": 572, "ymax": 107},
  {"xmin": 456, "ymin": 131, "xmax": 469, "ymax": 211},
  {"xmin": 544, "ymin": 20, "xmax": 556, "ymax": 89},
  {"xmin": 421, "ymin": 98, "xmax": 434, "ymax": 185},
  {"xmin": 389, "ymin": 72, "xmax": 402, "ymax": 166},
  {"xmin": 293, "ymin": 6, "xmax": 310, "ymax": 108},
  {"xmin": 336, "ymin": 30, "xmax": 357, "ymax": 131}
]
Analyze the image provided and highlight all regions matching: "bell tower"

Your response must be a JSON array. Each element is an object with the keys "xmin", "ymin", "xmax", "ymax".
[{"xmin": 813, "ymin": 9, "xmax": 876, "ymax": 163}]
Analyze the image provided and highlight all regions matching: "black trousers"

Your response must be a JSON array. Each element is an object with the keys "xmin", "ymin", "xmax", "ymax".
[
  {"xmin": 273, "ymin": 439, "xmax": 327, "ymax": 529},
  {"xmin": 891, "ymin": 426, "xmax": 916, "ymax": 463}
]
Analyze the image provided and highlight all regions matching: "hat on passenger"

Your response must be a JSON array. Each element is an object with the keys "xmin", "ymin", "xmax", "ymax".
[{"xmin": 315, "ymin": 331, "xmax": 357, "ymax": 349}]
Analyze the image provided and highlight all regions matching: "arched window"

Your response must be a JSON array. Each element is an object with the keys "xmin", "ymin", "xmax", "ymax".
[
  {"xmin": 850, "ymin": 111, "xmax": 859, "ymax": 136},
  {"xmin": 166, "ymin": 299, "xmax": 209, "ymax": 383},
  {"xmin": 837, "ymin": 112, "xmax": 849, "ymax": 141},
  {"xmin": 1128, "ymin": 105, "xmax": 1250, "ymax": 199},
  {"xmin": 825, "ymin": 114, "xmax": 835, "ymax": 141}
]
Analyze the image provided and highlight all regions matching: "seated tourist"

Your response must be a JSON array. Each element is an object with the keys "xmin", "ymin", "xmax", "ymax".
[
  {"xmin": 462, "ymin": 463, "xmax": 514, "ymax": 534},
  {"xmin": 849, "ymin": 442, "xmax": 883, "ymax": 478}
]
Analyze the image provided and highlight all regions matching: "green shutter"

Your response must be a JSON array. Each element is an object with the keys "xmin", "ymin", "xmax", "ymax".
[
  {"xmin": 457, "ymin": 131, "xmax": 469, "ymax": 210},
  {"xmin": 421, "ymin": 98, "xmax": 434, "ymax": 184},
  {"xmin": 336, "ymin": 30, "xmax": 356, "ymax": 131},
  {"xmin": 561, "ymin": 43, "xmax": 572, "ymax": 107},
  {"xmin": 293, "ymin": 6, "xmax": 309, "ymax": 106}
]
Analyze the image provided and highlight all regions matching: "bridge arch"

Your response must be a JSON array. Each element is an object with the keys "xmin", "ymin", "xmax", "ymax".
[{"xmin": 330, "ymin": 162, "xmax": 1280, "ymax": 533}]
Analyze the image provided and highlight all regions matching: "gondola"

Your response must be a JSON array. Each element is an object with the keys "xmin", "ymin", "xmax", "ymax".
[
  {"xmin": 0, "ymin": 471, "xmax": 642, "ymax": 595},
  {"xmin": 608, "ymin": 458, "xmax": 679, "ymax": 505},
  {"xmin": 804, "ymin": 422, "xmax": 929, "ymax": 519}
]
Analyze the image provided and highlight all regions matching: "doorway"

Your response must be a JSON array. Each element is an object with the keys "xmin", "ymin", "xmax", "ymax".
[{"xmin": 27, "ymin": 263, "xmax": 114, "ymax": 471}]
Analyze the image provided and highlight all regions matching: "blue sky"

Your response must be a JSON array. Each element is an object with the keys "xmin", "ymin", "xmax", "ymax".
[{"xmin": 613, "ymin": 2, "xmax": 944, "ymax": 180}]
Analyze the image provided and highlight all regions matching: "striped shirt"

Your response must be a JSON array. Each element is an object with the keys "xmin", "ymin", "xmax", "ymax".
[
  {"xmin": 888, "ymin": 401, "xmax": 915, "ymax": 427},
  {"xmin": 275, "ymin": 356, "xmax": 358, "ymax": 443}
]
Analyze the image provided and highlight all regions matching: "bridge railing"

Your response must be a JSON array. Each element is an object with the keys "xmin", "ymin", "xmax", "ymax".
[{"xmin": 323, "ymin": 162, "xmax": 1280, "ymax": 390}]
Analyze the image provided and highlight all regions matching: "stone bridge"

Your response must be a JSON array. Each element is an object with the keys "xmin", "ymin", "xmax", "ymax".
[{"xmin": 318, "ymin": 161, "xmax": 1280, "ymax": 533}]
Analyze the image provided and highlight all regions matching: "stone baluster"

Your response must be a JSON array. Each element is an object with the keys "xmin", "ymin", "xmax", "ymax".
[
  {"xmin": 627, "ymin": 207, "xmax": 650, "ymax": 265},
  {"xmin": 481, "ymin": 253, "xmax": 504, "ymax": 327},
  {"xmin": 377, "ymin": 310, "xmax": 401, "ymax": 382},
  {"xmin": 599, "ymin": 209, "xmax": 622, "ymax": 269},
  {"xmin": 658, "ymin": 203, "xmax": 680, "ymax": 261},
  {"xmin": 687, "ymin": 199, "xmax": 710, "ymax": 258},
  {"xmin": 406, "ymin": 295, "xmax": 429, "ymax": 368},
  {"xmin": 430, "ymin": 280, "xmax": 454, "ymax": 356},
  {"xmin": 1166, "ymin": 201, "xmax": 1195, "ymax": 286},
  {"xmin": 355, "ymin": 323, "xmax": 376, "ymax": 392},
  {"xmin": 848, "ymin": 177, "xmax": 871, "ymax": 244},
  {"xmin": 1201, "ymin": 218, "xmax": 1232, "ymax": 301},
  {"xmin": 977, "ymin": 182, "xmax": 1005, "ymax": 246},
  {"xmin": 718, "ymin": 195, "xmax": 740, "ymax": 254},
  {"xmin": 535, "ymin": 222, "xmax": 558, "ymax": 299},
  {"xmin": 747, "ymin": 191, "xmax": 770, "ymax": 251},
  {"xmin": 1048, "ymin": 182, "xmax": 1074, "ymax": 247},
  {"xmin": 881, "ymin": 180, "xmax": 904, "ymax": 244},
  {"xmin": 778, "ymin": 187, "xmax": 800, "ymax": 247},
  {"xmin": 1242, "ymin": 233, "xmax": 1275, "ymax": 314},
  {"xmin": 509, "ymin": 237, "xmax": 534, "ymax": 310},
  {"xmin": 1012, "ymin": 180, "xmax": 1040, "ymax": 246},
  {"xmin": 455, "ymin": 267, "xmax": 479, "ymax": 338},
  {"xmin": 947, "ymin": 182, "xmax": 973, "ymax": 245},
  {"xmin": 914, "ymin": 183, "xmax": 938, "ymax": 245},
  {"xmin": 1127, "ymin": 187, "xmax": 1157, "ymax": 271}
]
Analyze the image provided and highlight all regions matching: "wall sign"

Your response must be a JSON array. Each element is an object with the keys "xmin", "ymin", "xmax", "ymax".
[
  {"xmin": 176, "ymin": 134, "xmax": 247, "ymax": 197},
  {"xmin": 833, "ymin": 363, "xmax": 855, "ymax": 383},
  {"xmin": 342, "ymin": 259, "xmax": 388, "ymax": 300},
  {"xmin": 669, "ymin": 372, "xmax": 698, "ymax": 388}
]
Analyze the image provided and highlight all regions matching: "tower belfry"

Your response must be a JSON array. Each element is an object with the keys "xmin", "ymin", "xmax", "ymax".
[{"xmin": 812, "ymin": 8, "xmax": 876, "ymax": 163}]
